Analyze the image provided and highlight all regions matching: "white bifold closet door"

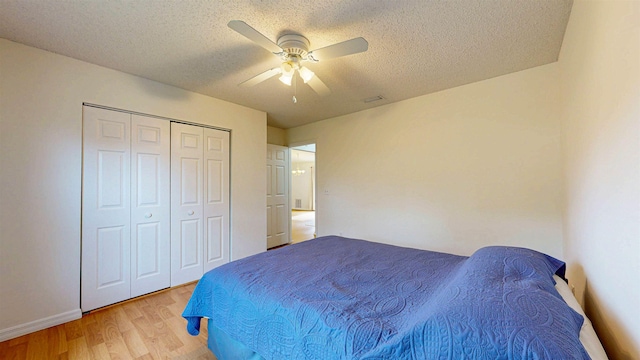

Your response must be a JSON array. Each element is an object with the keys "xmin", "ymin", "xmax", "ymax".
[
  {"xmin": 82, "ymin": 107, "xmax": 170, "ymax": 312},
  {"xmin": 130, "ymin": 115, "xmax": 171, "ymax": 298},
  {"xmin": 170, "ymin": 123, "xmax": 229, "ymax": 286}
]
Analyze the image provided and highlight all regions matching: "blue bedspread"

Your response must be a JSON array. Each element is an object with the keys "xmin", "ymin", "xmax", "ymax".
[{"xmin": 183, "ymin": 236, "xmax": 589, "ymax": 359}]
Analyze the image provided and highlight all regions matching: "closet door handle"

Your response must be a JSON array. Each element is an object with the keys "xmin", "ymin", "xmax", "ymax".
[
  {"xmin": 144, "ymin": 213, "xmax": 153, "ymax": 218},
  {"xmin": 187, "ymin": 210, "xmax": 195, "ymax": 216}
]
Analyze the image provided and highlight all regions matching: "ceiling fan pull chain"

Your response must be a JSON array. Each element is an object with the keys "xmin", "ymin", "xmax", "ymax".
[{"xmin": 293, "ymin": 75, "xmax": 298, "ymax": 103}]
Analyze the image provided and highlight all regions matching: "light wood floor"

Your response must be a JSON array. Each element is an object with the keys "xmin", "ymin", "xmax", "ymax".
[
  {"xmin": 291, "ymin": 210, "xmax": 315, "ymax": 244},
  {"xmin": 0, "ymin": 283, "xmax": 214, "ymax": 360}
]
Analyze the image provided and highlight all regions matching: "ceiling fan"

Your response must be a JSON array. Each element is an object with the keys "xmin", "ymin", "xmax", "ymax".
[{"xmin": 228, "ymin": 20, "xmax": 368, "ymax": 97}]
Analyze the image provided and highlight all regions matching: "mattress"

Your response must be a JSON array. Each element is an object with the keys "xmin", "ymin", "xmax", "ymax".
[{"xmin": 554, "ymin": 275, "xmax": 608, "ymax": 360}]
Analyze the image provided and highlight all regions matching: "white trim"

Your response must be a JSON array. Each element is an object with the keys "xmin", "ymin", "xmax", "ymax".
[
  {"xmin": 82, "ymin": 102, "xmax": 231, "ymax": 132},
  {"xmin": 0, "ymin": 309, "xmax": 82, "ymax": 342}
]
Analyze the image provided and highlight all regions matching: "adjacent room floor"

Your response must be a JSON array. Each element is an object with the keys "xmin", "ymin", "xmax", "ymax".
[{"xmin": 291, "ymin": 210, "xmax": 315, "ymax": 244}]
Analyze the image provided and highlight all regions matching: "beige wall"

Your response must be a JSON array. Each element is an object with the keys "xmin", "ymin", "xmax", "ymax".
[
  {"xmin": 291, "ymin": 159, "xmax": 315, "ymax": 210},
  {"xmin": 288, "ymin": 63, "xmax": 564, "ymax": 258},
  {"xmin": 559, "ymin": 0, "xmax": 640, "ymax": 358},
  {"xmin": 0, "ymin": 39, "xmax": 266, "ymax": 339},
  {"xmin": 267, "ymin": 126, "xmax": 286, "ymax": 145}
]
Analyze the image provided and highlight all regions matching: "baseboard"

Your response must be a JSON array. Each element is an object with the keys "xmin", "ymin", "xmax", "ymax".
[{"xmin": 0, "ymin": 309, "xmax": 82, "ymax": 342}]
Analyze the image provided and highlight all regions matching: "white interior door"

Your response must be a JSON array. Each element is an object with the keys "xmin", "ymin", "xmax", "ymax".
[
  {"xmin": 267, "ymin": 144, "xmax": 289, "ymax": 248},
  {"xmin": 82, "ymin": 107, "xmax": 131, "ymax": 311},
  {"xmin": 171, "ymin": 123, "xmax": 204, "ymax": 285},
  {"xmin": 203, "ymin": 128, "xmax": 230, "ymax": 272},
  {"xmin": 130, "ymin": 115, "xmax": 170, "ymax": 297}
]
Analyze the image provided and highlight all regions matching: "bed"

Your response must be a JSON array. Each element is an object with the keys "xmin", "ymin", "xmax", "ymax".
[{"xmin": 183, "ymin": 236, "xmax": 608, "ymax": 359}]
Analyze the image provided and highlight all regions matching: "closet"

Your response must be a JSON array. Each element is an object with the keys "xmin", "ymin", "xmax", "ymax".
[{"xmin": 81, "ymin": 106, "xmax": 229, "ymax": 312}]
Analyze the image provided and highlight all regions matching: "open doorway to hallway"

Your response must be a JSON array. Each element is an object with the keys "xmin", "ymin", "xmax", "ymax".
[{"xmin": 290, "ymin": 144, "xmax": 315, "ymax": 243}]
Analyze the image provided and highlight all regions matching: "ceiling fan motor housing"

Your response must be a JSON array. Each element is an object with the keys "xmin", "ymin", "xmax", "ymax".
[{"xmin": 277, "ymin": 34, "xmax": 310, "ymax": 57}]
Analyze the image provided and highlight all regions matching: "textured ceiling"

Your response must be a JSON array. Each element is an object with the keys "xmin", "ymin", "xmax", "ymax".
[{"xmin": 0, "ymin": 0, "xmax": 572, "ymax": 129}]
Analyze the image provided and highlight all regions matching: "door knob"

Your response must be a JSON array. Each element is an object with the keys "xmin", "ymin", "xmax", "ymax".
[
  {"xmin": 144, "ymin": 213, "xmax": 153, "ymax": 218},
  {"xmin": 187, "ymin": 210, "xmax": 195, "ymax": 216}
]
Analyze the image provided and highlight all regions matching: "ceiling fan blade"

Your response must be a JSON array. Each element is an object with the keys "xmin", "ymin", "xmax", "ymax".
[
  {"xmin": 239, "ymin": 67, "xmax": 282, "ymax": 87},
  {"xmin": 228, "ymin": 20, "xmax": 283, "ymax": 54},
  {"xmin": 306, "ymin": 75, "xmax": 331, "ymax": 96},
  {"xmin": 307, "ymin": 37, "xmax": 368, "ymax": 62}
]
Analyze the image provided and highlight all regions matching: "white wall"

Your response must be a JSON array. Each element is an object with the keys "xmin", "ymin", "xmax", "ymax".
[
  {"xmin": 288, "ymin": 63, "xmax": 564, "ymax": 258},
  {"xmin": 0, "ymin": 39, "xmax": 266, "ymax": 339},
  {"xmin": 559, "ymin": 0, "xmax": 640, "ymax": 358},
  {"xmin": 267, "ymin": 126, "xmax": 286, "ymax": 145}
]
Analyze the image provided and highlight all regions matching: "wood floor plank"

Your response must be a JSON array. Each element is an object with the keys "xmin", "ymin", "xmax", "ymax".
[
  {"xmin": 67, "ymin": 337, "xmax": 90, "ymax": 359},
  {"xmin": 131, "ymin": 314, "xmax": 156, "ymax": 340},
  {"xmin": 83, "ymin": 320, "xmax": 105, "ymax": 348},
  {"xmin": 139, "ymin": 302, "xmax": 164, "ymax": 326},
  {"xmin": 2, "ymin": 342, "xmax": 27, "ymax": 360},
  {"xmin": 155, "ymin": 304, "xmax": 175, "ymax": 322},
  {"xmin": 138, "ymin": 334, "xmax": 164, "ymax": 360},
  {"xmin": 134, "ymin": 353, "xmax": 155, "ymax": 360},
  {"xmin": 0, "ymin": 336, "xmax": 8, "ymax": 354},
  {"xmin": 121, "ymin": 328, "xmax": 149, "ymax": 358},
  {"xmin": 8, "ymin": 335, "xmax": 28, "ymax": 347},
  {"xmin": 110, "ymin": 306, "xmax": 134, "ymax": 335},
  {"xmin": 166, "ymin": 300, "xmax": 187, "ymax": 319},
  {"xmin": 89, "ymin": 342, "xmax": 111, "ymax": 360},
  {"xmin": 46, "ymin": 326, "xmax": 67, "ymax": 357},
  {"xmin": 154, "ymin": 322, "xmax": 184, "ymax": 352},
  {"xmin": 145, "ymin": 290, "xmax": 176, "ymax": 307},
  {"xmin": 165, "ymin": 316, "xmax": 198, "ymax": 348},
  {"xmin": 122, "ymin": 301, "xmax": 144, "ymax": 321},
  {"xmin": 0, "ymin": 283, "xmax": 213, "ymax": 360},
  {"xmin": 25, "ymin": 330, "xmax": 47, "ymax": 360},
  {"xmin": 98, "ymin": 311, "xmax": 121, "ymax": 342},
  {"xmin": 63, "ymin": 319, "xmax": 84, "ymax": 341},
  {"xmin": 104, "ymin": 336, "xmax": 131, "ymax": 360}
]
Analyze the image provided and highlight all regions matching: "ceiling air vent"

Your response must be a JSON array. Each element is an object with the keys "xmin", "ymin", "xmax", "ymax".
[{"xmin": 363, "ymin": 95, "xmax": 385, "ymax": 103}]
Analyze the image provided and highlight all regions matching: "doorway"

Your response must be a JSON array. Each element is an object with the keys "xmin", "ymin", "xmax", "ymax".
[{"xmin": 290, "ymin": 144, "xmax": 316, "ymax": 243}]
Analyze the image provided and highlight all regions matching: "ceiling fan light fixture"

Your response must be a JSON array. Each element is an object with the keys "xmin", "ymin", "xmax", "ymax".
[
  {"xmin": 281, "ymin": 62, "xmax": 294, "ymax": 73},
  {"xmin": 299, "ymin": 66, "xmax": 315, "ymax": 83},
  {"xmin": 279, "ymin": 62, "xmax": 295, "ymax": 86},
  {"xmin": 279, "ymin": 72, "xmax": 293, "ymax": 86}
]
